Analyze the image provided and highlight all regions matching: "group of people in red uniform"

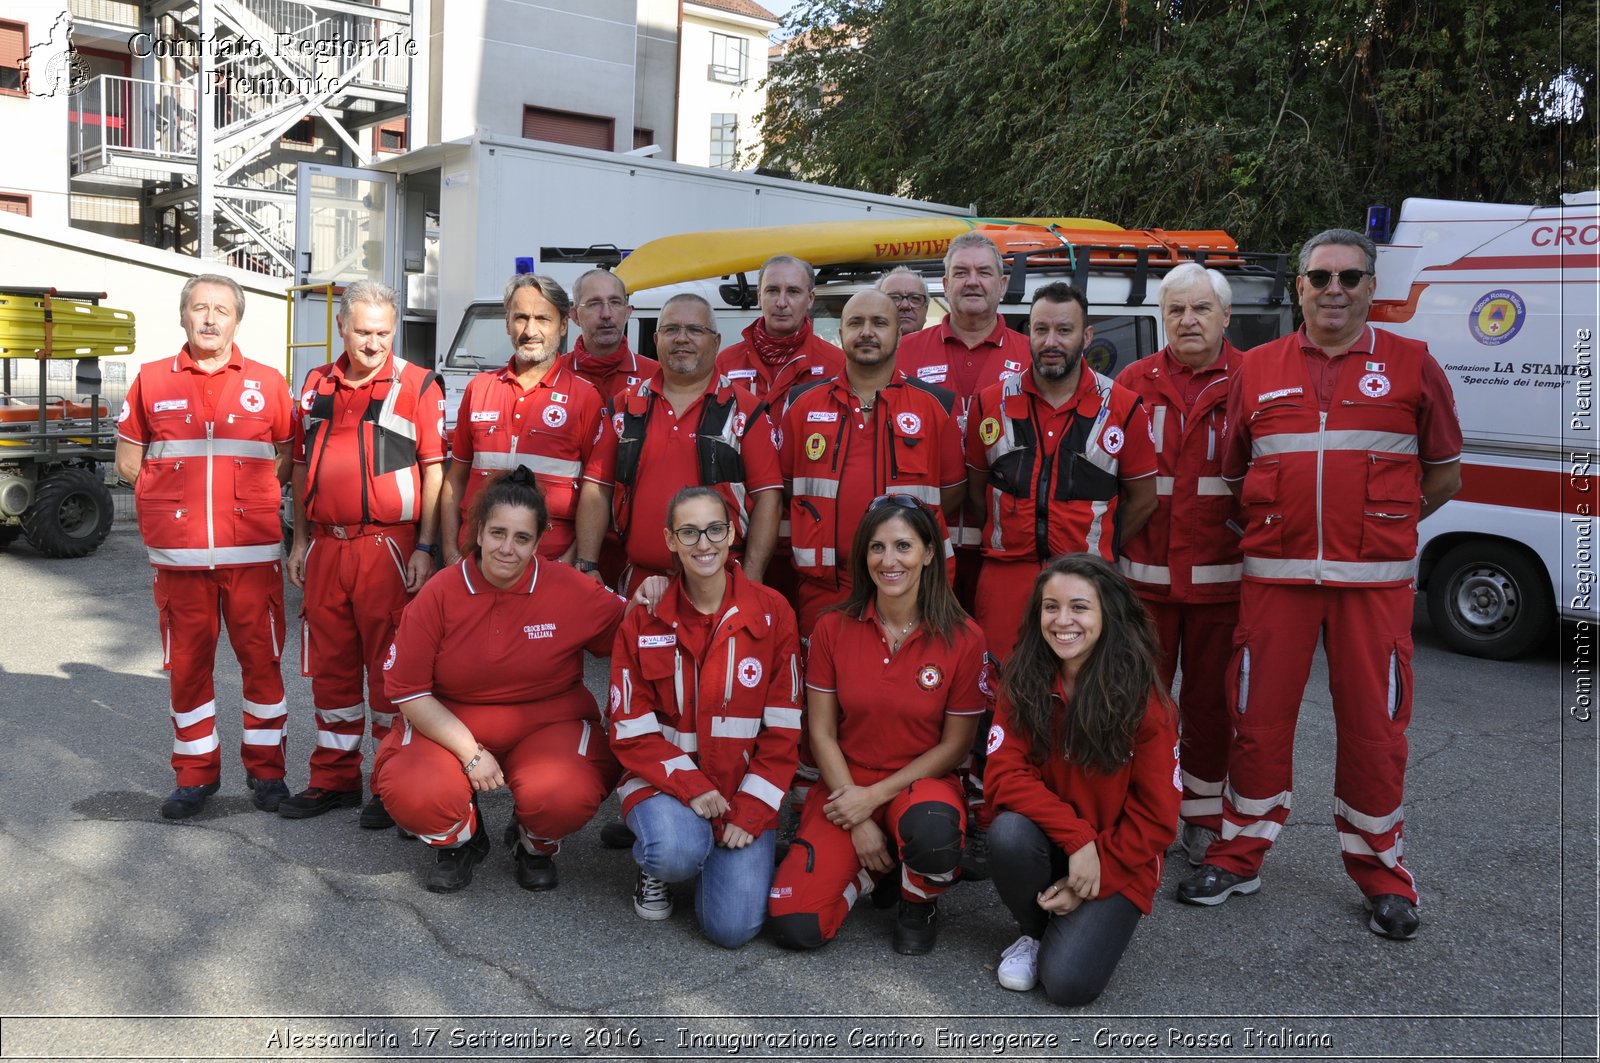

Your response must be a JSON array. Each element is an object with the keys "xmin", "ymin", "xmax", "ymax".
[{"xmin": 120, "ymin": 223, "xmax": 1460, "ymax": 1005}]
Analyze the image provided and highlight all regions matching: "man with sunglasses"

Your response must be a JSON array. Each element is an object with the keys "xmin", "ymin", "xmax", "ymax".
[
  {"xmin": 588, "ymin": 293, "xmax": 782, "ymax": 595},
  {"xmin": 1176, "ymin": 229, "xmax": 1462, "ymax": 942},
  {"xmin": 780, "ymin": 289, "xmax": 965, "ymax": 636}
]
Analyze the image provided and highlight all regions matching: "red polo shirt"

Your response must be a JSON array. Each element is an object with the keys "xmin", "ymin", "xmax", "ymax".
[
  {"xmin": 383, "ymin": 554, "xmax": 624, "ymax": 717},
  {"xmin": 449, "ymin": 359, "xmax": 606, "ymax": 557},
  {"xmin": 561, "ymin": 338, "xmax": 658, "ymax": 412},
  {"xmin": 806, "ymin": 604, "xmax": 988, "ymax": 775},
  {"xmin": 590, "ymin": 372, "xmax": 783, "ymax": 574},
  {"xmin": 896, "ymin": 317, "xmax": 1030, "ymax": 409}
]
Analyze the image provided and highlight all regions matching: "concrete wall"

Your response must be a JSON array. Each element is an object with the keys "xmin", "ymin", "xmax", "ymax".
[
  {"xmin": 1, "ymin": 2, "xmax": 74, "ymax": 226},
  {"xmin": 675, "ymin": 2, "xmax": 774, "ymax": 169}
]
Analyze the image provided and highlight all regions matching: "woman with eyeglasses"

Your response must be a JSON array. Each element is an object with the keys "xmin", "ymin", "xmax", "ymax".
[
  {"xmin": 607, "ymin": 486, "xmax": 802, "ymax": 946},
  {"xmin": 768, "ymin": 495, "xmax": 988, "ymax": 955},
  {"xmin": 375, "ymin": 467, "xmax": 628, "ymax": 894},
  {"xmin": 983, "ymin": 553, "xmax": 1179, "ymax": 1004}
]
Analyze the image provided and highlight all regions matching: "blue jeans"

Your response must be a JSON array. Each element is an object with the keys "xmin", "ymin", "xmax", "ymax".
[{"xmin": 627, "ymin": 794, "xmax": 776, "ymax": 948}]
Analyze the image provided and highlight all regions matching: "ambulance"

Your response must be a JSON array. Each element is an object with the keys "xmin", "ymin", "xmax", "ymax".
[{"xmin": 1369, "ymin": 193, "xmax": 1598, "ymax": 659}]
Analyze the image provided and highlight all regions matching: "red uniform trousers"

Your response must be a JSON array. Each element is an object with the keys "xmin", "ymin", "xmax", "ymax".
[
  {"xmin": 953, "ymin": 547, "xmax": 983, "ymax": 616},
  {"xmin": 1207, "ymin": 581, "xmax": 1416, "ymax": 900},
  {"xmin": 794, "ymin": 575, "xmax": 849, "ymax": 642},
  {"xmin": 374, "ymin": 696, "xmax": 620, "ymax": 853},
  {"xmin": 974, "ymin": 557, "xmax": 1043, "ymax": 663},
  {"xmin": 155, "ymin": 564, "xmax": 288, "ymax": 787},
  {"xmin": 300, "ymin": 526, "xmax": 415, "ymax": 790},
  {"xmin": 1142, "ymin": 597, "xmax": 1238, "ymax": 833},
  {"xmin": 768, "ymin": 773, "xmax": 965, "ymax": 943}
]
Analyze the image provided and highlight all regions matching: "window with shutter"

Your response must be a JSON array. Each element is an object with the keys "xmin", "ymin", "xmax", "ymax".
[
  {"xmin": 521, "ymin": 106, "xmax": 614, "ymax": 151},
  {"xmin": 0, "ymin": 21, "xmax": 27, "ymax": 96}
]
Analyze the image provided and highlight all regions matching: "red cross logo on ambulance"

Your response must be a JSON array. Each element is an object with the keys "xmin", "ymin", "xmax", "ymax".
[
  {"xmin": 1358, "ymin": 373, "xmax": 1391, "ymax": 399},
  {"xmin": 895, "ymin": 412, "xmax": 922, "ymax": 435},
  {"xmin": 239, "ymin": 388, "xmax": 265, "ymax": 414},
  {"xmin": 542, "ymin": 404, "xmax": 567, "ymax": 428},
  {"xmin": 737, "ymin": 656, "xmax": 763, "ymax": 688},
  {"xmin": 917, "ymin": 664, "xmax": 943, "ymax": 691},
  {"xmin": 1102, "ymin": 425, "xmax": 1125, "ymax": 455}
]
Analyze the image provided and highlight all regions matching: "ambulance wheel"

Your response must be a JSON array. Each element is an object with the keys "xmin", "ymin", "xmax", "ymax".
[
  {"xmin": 1427, "ymin": 542, "xmax": 1554, "ymax": 660},
  {"xmin": 20, "ymin": 466, "xmax": 114, "ymax": 558}
]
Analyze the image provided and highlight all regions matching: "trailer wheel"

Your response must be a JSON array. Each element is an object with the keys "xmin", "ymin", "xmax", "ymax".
[
  {"xmin": 0, "ymin": 524, "xmax": 19, "ymax": 548},
  {"xmin": 21, "ymin": 467, "xmax": 114, "ymax": 558},
  {"xmin": 1426, "ymin": 542, "xmax": 1555, "ymax": 660}
]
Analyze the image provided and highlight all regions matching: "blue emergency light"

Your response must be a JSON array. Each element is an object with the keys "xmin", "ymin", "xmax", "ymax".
[
  {"xmin": 515, "ymin": 256, "xmax": 536, "ymax": 274},
  {"xmin": 1365, "ymin": 206, "xmax": 1392, "ymax": 244}
]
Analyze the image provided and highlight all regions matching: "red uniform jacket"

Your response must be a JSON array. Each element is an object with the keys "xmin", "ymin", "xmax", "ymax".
[
  {"xmin": 984, "ymin": 684, "xmax": 1180, "ymax": 914},
  {"xmin": 716, "ymin": 323, "xmax": 844, "ymax": 410},
  {"xmin": 609, "ymin": 567, "xmax": 803, "ymax": 837}
]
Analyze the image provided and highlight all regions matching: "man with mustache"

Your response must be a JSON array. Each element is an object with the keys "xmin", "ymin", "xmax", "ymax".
[
  {"xmin": 780, "ymin": 289, "xmax": 966, "ymax": 636},
  {"xmin": 965, "ymin": 281, "xmax": 1158, "ymax": 662},
  {"xmin": 116, "ymin": 274, "xmax": 294, "ymax": 819},
  {"xmin": 1176, "ymin": 229, "xmax": 1461, "ymax": 942},
  {"xmin": 441, "ymin": 274, "xmax": 607, "ymax": 570},
  {"xmin": 1114, "ymin": 263, "xmax": 1246, "ymax": 869}
]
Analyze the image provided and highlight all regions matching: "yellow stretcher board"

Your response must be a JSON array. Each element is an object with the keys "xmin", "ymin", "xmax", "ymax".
[{"xmin": 0, "ymin": 292, "xmax": 137, "ymax": 359}]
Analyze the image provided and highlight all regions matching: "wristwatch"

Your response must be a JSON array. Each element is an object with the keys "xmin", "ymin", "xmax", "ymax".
[
  {"xmin": 414, "ymin": 542, "xmax": 435, "ymax": 555},
  {"xmin": 574, "ymin": 558, "xmax": 600, "ymax": 574}
]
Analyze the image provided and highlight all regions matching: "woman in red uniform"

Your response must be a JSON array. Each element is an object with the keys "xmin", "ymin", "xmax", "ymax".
[
  {"xmin": 984, "ymin": 553, "xmax": 1180, "ymax": 1004},
  {"xmin": 376, "ymin": 467, "xmax": 626, "ymax": 893},
  {"xmin": 609, "ymin": 486, "xmax": 802, "ymax": 947},
  {"xmin": 768, "ymin": 496, "xmax": 988, "ymax": 955}
]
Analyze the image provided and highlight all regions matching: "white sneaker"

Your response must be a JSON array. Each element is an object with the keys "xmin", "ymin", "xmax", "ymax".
[
  {"xmin": 1181, "ymin": 823, "xmax": 1219, "ymax": 867},
  {"xmin": 997, "ymin": 934, "xmax": 1040, "ymax": 991},
  {"xmin": 633, "ymin": 870, "xmax": 673, "ymax": 920}
]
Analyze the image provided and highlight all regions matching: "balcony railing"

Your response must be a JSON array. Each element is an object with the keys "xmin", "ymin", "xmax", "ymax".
[{"xmin": 69, "ymin": 75, "xmax": 197, "ymax": 176}]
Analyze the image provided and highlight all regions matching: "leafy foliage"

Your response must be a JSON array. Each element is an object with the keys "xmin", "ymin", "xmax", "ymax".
[{"xmin": 757, "ymin": 0, "xmax": 1598, "ymax": 251}]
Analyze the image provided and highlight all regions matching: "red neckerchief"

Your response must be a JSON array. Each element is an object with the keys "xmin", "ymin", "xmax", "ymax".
[{"xmin": 748, "ymin": 317, "xmax": 813, "ymax": 367}]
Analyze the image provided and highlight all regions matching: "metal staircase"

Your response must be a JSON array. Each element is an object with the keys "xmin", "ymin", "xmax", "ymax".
[{"xmin": 68, "ymin": 0, "xmax": 412, "ymax": 277}]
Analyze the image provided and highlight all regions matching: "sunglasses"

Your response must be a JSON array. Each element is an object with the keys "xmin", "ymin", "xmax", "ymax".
[
  {"xmin": 870, "ymin": 493, "xmax": 926, "ymax": 512},
  {"xmin": 1302, "ymin": 269, "xmax": 1372, "ymax": 290}
]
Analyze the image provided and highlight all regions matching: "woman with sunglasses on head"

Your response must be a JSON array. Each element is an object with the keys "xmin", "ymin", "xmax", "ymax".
[
  {"xmin": 375, "ymin": 466, "xmax": 628, "ymax": 894},
  {"xmin": 983, "ymin": 553, "xmax": 1179, "ymax": 1004},
  {"xmin": 607, "ymin": 486, "xmax": 802, "ymax": 946},
  {"xmin": 768, "ymin": 495, "xmax": 989, "ymax": 955}
]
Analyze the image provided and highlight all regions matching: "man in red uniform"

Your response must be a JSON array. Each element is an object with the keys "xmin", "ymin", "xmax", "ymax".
[
  {"xmin": 716, "ymin": 255, "xmax": 844, "ymax": 409},
  {"xmin": 441, "ymin": 274, "xmax": 608, "ymax": 569},
  {"xmin": 965, "ymin": 281, "xmax": 1158, "ymax": 661},
  {"xmin": 563, "ymin": 269, "xmax": 657, "ymax": 409},
  {"xmin": 116, "ymin": 274, "xmax": 294, "ymax": 819},
  {"xmin": 1176, "ymin": 229, "xmax": 1462, "ymax": 941},
  {"xmin": 282, "ymin": 280, "xmax": 447, "ymax": 824},
  {"xmin": 898, "ymin": 232, "xmax": 1031, "ymax": 607},
  {"xmin": 781, "ymin": 289, "xmax": 965, "ymax": 636},
  {"xmin": 1115, "ymin": 263, "xmax": 1245, "ymax": 867},
  {"xmin": 585, "ymin": 293, "xmax": 782, "ymax": 595},
  {"xmin": 876, "ymin": 267, "xmax": 931, "ymax": 337}
]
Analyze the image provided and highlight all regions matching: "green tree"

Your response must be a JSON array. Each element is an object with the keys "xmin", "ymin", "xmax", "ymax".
[{"xmin": 758, "ymin": 0, "xmax": 1597, "ymax": 251}]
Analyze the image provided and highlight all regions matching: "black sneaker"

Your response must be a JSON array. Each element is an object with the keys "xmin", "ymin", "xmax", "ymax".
[
  {"xmin": 960, "ymin": 825, "xmax": 991, "ymax": 881},
  {"xmin": 359, "ymin": 794, "xmax": 395, "ymax": 830},
  {"xmin": 1175, "ymin": 864, "xmax": 1261, "ymax": 906},
  {"xmin": 160, "ymin": 781, "xmax": 220, "ymax": 820},
  {"xmin": 1365, "ymin": 894, "xmax": 1420, "ymax": 940},
  {"xmin": 426, "ymin": 824, "xmax": 490, "ymax": 893},
  {"xmin": 599, "ymin": 820, "xmax": 636, "ymax": 849},
  {"xmin": 512, "ymin": 845, "xmax": 560, "ymax": 892},
  {"xmin": 277, "ymin": 787, "xmax": 362, "ymax": 819},
  {"xmin": 246, "ymin": 776, "xmax": 289, "ymax": 813},
  {"xmin": 892, "ymin": 899, "xmax": 939, "ymax": 955}
]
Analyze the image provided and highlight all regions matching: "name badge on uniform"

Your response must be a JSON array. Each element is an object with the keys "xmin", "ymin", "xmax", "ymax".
[
  {"xmin": 471, "ymin": 411, "xmax": 500, "ymax": 423},
  {"xmin": 638, "ymin": 634, "xmax": 677, "ymax": 648},
  {"xmin": 807, "ymin": 411, "xmax": 839, "ymax": 422},
  {"xmin": 1258, "ymin": 386, "xmax": 1304, "ymax": 402},
  {"xmin": 154, "ymin": 399, "xmax": 188, "ymax": 413},
  {"xmin": 727, "ymin": 369, "xmax": 757, "ymax": 381}
]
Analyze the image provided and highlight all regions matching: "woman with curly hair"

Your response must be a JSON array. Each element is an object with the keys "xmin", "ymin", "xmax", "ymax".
[{"xmin": 984, "ymin": 553, "xmax": 1180, "ymax": 1004}]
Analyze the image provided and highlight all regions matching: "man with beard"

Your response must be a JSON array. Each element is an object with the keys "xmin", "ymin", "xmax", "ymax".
[
  {"xmin": 442, "ymin": 274, "xmax": 608, "ymax": 569},
  {"xmin": 562, "ymin": 269, "xmax": 657, "ymax": 410},
  {"xmin": 1115, "ymin": 263, "xmax": 1246, "ymax": 869},
  {"xmin": 589, "ymin": 293, "xmax": 782, "ymax": 594},
  {"xmin": 876, "ymin": 267, "xmax": 932, "ymax": 337},
  {"xmin": 780, "ymin": 290, "xmax": 965, "ymax": 636},
  {"xmin": 965, "ymin": 281, "xmax": 1157, "ymax": 661}
]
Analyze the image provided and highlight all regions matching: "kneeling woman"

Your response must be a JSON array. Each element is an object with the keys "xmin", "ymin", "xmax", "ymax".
[
  {"xmin": 608, "ymin": 486, "xmax": 802, "ymax": 947},
  {"xmin": 769, "ymin": 496, "xmax": 987, "ymax": 955},
  {"xmin": 376, "ymin": 467, "xmax": 627, "ymax": 893},
  {"xmin": 984, "ymin": 554, "xmax": 1179, "ymax": 1004}
]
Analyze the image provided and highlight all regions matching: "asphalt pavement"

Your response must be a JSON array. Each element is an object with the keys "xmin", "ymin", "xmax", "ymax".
[{"xmin": 0, "ymin": 522, "xmax": 1594, "ymax": 1063}]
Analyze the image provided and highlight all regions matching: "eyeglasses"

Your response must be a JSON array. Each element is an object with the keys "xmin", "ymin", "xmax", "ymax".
[
  {"xmin": 672, "ymin": 521, "xmax": 732, "ymax": 546},
  {"xmin": 1302, "ymin": 269, "xmax": 1372, "ymax": 290},
  {"xmin": 579, "ymin": 297, "xmax": 629, "ymax": 313},
  {"xmin": 658, "ymin": 324, "xmax": 716, "ymax": 339},
  {"xmin": 886, "ymin": 292, "xmax": 927, "ymax": 307},
  {"xmin": 869, "ymin": 493, "xmax": 926, "ymax": 512}
]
